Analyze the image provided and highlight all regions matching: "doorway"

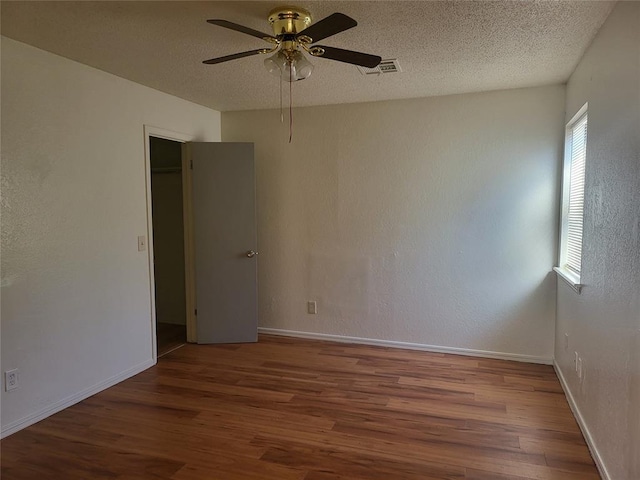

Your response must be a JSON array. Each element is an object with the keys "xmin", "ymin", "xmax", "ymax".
[
  {"xmin": 144, "ymin": 127, "xmax": 258, "ymax": 356},
  {"xmin": 149, "ymin": 136, "xmax": 187, "ymax": 356}
]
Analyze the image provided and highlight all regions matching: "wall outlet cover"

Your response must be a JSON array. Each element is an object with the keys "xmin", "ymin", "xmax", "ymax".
[{"xmin": 4, "ymin": 369, "xmax": 19, "ymax": 392}]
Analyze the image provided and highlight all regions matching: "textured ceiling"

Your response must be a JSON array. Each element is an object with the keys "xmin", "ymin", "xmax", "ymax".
[{"xmin": 1, "ymin": 1, "xmax": 615, "ymax": 112}]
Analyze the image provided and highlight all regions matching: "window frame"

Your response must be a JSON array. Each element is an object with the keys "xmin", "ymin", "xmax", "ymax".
[{"xmin": 555, "ymin": 103, "xmax": 588, "ymax": 293}]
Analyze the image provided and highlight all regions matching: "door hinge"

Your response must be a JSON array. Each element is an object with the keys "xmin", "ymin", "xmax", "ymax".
[
  {"xmin": 190, "ymin": 158, "xmax": 193, "ymax": 169},
  {"xmin": 194, "ymin": 308, "xmax": 197, "ymax": 316}
]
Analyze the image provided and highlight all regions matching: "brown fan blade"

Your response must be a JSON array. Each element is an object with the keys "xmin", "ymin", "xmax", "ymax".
[
  {"xmin": 314, "ymin": 46, "xmax": 381, "ymax": 68},
  {"xmin": 296, "ymin": 13, "xmax": 357, "ymax": 43},
  {"xmin": 202, "ymin": 49, "xmax": 264, "ymax": 65},
  {"xmin": 207, "ymin": 19, "xmax": 275, "ymax": 41}
]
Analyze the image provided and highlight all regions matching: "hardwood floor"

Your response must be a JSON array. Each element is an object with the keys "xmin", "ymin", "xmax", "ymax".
[
  {"xmin": 1, "ymin": 335, "xmax": 599, "ymax": 479},
  {"xmin": 156, "ymin": 322, "xmax": 187, "ymax": 357}
]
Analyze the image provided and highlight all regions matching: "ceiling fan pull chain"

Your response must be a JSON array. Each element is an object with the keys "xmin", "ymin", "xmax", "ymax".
[
  {"xmin": 280, "ymin": 74, "xmax": 284, "ymax": 123},
  {"xmin": 289, "ymin": 60, "xmax": 293, "ymax": 143}
]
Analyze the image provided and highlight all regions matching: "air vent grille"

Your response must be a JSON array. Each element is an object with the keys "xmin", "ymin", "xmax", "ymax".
[{"xmin": 358, "ymin": 59, "xmax": 402, "ymax": 75}]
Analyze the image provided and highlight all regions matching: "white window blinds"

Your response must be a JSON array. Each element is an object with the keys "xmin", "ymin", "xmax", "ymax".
[{"xmin": 565, "ymin": 112, "xmax": 588, "ymax": 275}]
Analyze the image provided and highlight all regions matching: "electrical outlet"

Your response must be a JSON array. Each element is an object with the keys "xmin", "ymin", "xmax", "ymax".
[
  {"xmin": 4, "ymin": 369, "xmax": 18, "ymax": 392},
  {"xmin": 307, "ymin": 301, "xmax": 317, "ymax": 314},
  {"xmin": 564, "ymin": 333, "xmax": 569, "ymax": 352}
]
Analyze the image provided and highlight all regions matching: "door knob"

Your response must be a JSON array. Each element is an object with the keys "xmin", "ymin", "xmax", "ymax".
[{"xmin": 246, "ymin": 250, "xmax": 258, "ymax": 258}]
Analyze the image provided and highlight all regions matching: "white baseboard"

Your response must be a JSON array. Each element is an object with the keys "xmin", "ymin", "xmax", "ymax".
[
  {"xmin": 258, "ymin": 328, "xmax": 553, "ymax": 365},
  {"xmin": 1, "ymin": 358, "xmax": 155, "ymax": 439},
  {"xmin": 554, "ymin": 361, "xmax": 610, "ymax": 480}
]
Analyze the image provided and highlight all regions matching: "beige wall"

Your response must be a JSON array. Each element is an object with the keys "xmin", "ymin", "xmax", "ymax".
[
  {"xmin": 1, "ymin": 38, "xmax": 221, "ymax": 435},
  {"xmin": 555, "ymin": 2, "xmax": 640, "ymax": 479},
  {"xmin": 223, "ymin": 85, "xmax": 565, "ymax": 361}
]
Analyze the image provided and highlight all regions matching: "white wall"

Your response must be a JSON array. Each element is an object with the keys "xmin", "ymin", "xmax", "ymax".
[
  {"xmin": 222, "ymin": 85, "xmax": 565, "ymax": 361},
  {"xmin": 0, "ymin": 38, "xmax": 221, "ymax": 435},
  {"xmin": 555, "ymin": 3, "xmax": 640, "ymax": 479}
]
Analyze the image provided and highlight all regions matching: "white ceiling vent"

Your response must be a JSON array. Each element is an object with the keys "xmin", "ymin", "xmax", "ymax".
[{"xmin": 358, "ymin": 59, "xmax": 402, "ymax": 76}]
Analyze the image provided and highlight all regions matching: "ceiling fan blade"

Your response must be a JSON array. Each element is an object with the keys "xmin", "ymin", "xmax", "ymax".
[
  {"xmin": 202, "ymin": 49, "xmax": 264, "ymax": 65},
  {"xmin": 207, "ymin": 19, "xmax": 275, "ymax": 41},
  {"xmin": 314, "ymin": 46, "xmax": 382, "ymax": 68},
  {"xmin": 296, "ymin": 13, "xmax": 357, "ymax": 43}
]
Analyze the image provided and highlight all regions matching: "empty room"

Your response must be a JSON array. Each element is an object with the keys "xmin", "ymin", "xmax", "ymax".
[{"xmin": 1, "ymin": 1, "xmax": 638, "ymax": 479}]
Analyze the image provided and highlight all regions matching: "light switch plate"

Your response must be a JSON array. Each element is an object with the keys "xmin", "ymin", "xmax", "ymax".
[
  {"xmin": 138, "ymin": 236, "xmax": 147, "ymax": 252},
  {"xmin": 307, "ymin": 301, "xmax": 317, "ymax": 314}
]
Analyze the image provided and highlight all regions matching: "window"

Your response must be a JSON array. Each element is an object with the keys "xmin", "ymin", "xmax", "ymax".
[{"xmin": 555, "ymin": 104, "xmax": 587, "ymax": 292}]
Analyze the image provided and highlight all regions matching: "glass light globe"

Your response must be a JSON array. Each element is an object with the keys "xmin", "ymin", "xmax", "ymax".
[
  {"xmin": 263, "ymin": 51, "xmax": 288, "ymax": 77},
  {"xmin": 291, "ymin": 51, "xmax": 313, "ymax": 80},
  {"xmin": 263, "ymin": 50, "xmax": 314, "ymax": 82}
]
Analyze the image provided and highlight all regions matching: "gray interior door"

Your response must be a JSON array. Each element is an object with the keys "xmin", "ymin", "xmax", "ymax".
[{"xmin": 187, "ymin": 142, "xmax": 257, "ymax": 344}]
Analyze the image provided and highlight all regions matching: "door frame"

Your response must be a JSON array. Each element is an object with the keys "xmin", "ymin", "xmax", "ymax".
[{"xmin": 143, "ymin": 125, "xmax": 197, "ymax": 361}]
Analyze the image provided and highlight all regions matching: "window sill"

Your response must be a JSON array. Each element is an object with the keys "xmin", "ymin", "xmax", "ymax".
[{"xmin": 553, "ymin": 267, "xmax": 583, "ymax": 294}]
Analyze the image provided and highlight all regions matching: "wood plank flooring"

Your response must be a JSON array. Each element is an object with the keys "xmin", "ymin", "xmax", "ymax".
[
  {"xmin": 156, "ymin": 322, "xmax": 187, "ymax": 357},
  {"xmin": 1, "ymin": 335, "xmax": 599, "ymax": 479}
]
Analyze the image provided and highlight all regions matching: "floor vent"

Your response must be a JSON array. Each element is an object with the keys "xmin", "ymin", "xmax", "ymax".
[{"xmin": 358, "ymin": 59, "xmax": 402, "ymax": 75}]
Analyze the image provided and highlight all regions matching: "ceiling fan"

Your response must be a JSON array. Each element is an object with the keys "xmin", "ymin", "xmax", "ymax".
[{"xmin": 203, "ymin": 6, "xmax": 382, "ymax": 81}]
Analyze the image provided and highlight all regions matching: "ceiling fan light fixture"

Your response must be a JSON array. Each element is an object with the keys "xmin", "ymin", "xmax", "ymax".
[
  {"xmin": 264, "ymin": 51, "xmax": 288, "ymax": 76},
  {"xmin": 264, "ymin": 50, "xmax": 313, "ymax": 82},
  {"xmin": 290, "ymin": 51, "xmax": 314, "ymax": 81}
]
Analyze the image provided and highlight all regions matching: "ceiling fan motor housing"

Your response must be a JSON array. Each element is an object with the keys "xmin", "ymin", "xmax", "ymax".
[{"xmin": 268, "ymin": 7, "xmax": 312, "ymax": 36}]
